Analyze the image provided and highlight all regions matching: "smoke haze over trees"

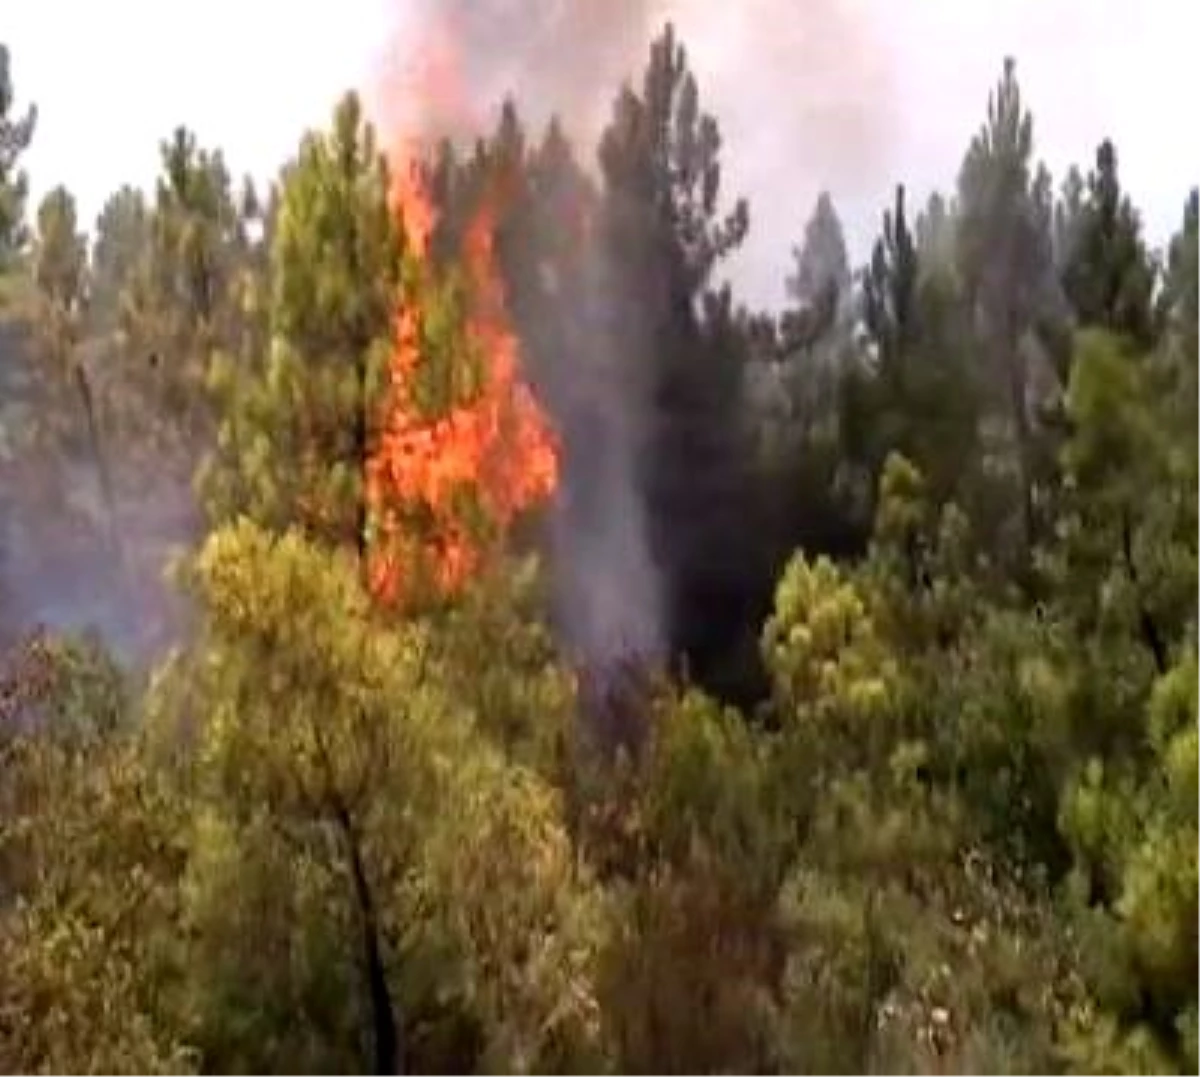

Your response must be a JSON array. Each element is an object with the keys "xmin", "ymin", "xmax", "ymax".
[{"xmin": 0, "ymin": 13, "xmax": 1197, "ymax": 1076}]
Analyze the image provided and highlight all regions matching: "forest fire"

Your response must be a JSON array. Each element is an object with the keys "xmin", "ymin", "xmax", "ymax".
[
  {"xmin": 365, "ymin": 39, "xmax": 559, "ymax": 608},
  {"xmin": 363, "ymin": 9, "xmax": 661, "ymax": 753},
  {"xmin": 361, "ymin": 4, "xmax": 671, "ymax": 764}
]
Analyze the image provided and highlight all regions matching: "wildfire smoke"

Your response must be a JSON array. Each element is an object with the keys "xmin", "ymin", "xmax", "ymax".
[
  {"xmin": 365, "ymin": 4, "xmax": 667, "ymax": 761},
  {"xmin": 365, "ymin": 23, "xmax": 559, "ymax": 609}
]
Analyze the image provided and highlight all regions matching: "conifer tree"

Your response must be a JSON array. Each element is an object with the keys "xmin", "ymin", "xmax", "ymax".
[
  {"xmin": 199, "ymin": 92, "xmax": 402, "ymax": 553},
  {"xmin": 87, "ymin": 185, "xmax": 150, "ymax": 343},
  {"xmin": 596, "ymin": 22, "xmax": 757, "ymax": 691},
  {"xmin": 842, "ymin": 185, "xmax": 979, "ymax": 513},
  {"xmin": 30, "ymin": 186, "xmax": 87, "ymax": 393},
  {"xmin": 956, "ymin": 58, "xmax": 1063, "ymax": 575},
  {"xmin": 787, "ymin": 191, "xmax": 851, "ymax": 328},
  {"xmin": 1062, "ymin": 139, "xmax": 1158, "ymax": 348},
  {"xmin": 0, "ymin": 43, "xmax": 36, "ymax": 272}
]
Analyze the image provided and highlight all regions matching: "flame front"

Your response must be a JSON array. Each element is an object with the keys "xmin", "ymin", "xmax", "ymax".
[{"xmin": 366, "ymin": 138, "xmax": 559, "ymax": 608}]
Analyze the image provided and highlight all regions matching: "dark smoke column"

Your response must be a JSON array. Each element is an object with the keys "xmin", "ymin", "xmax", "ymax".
[{"xmin": 539, "ymin": 239, "xmax": 667, "ymax": 756}]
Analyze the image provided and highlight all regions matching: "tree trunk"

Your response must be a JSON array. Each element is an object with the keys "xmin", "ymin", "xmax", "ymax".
[
  {"xmin": 72, "ymin": 361, "xmax": 124, "ymax": 573},
  {"xmin": 1005, "ymin": 339, "xmax": 1037, "ymax": 588},
  {"xmin": 354, "ymin": 365, "xmax": 368, "ymax": 565},
  {"xmin": 333, "ymin": 799, "xmax": 402, "ymax": 1075},
  {"xmin": 1120, "ymin": 512, "xmax": 1168, "ymax": 674}
]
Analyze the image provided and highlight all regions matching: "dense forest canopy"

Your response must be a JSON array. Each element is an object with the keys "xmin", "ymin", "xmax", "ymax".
[{"xmin": 0, "ymin": 17, "xmax": 1196, "ymax": 1075}]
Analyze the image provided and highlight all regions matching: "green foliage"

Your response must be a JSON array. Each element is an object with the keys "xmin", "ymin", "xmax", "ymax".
[
  {"xmin": 762, "ymin": 552, "xmax": 897, "ymax": 778},
  {"xmin": 745, "ymin": 465, "xmax": 1098, "ymax": 1074},
  {"xmin": 430, "ymin": 556, "xmax": 574, "ymax": 769},
  {"xmin": 1059, "ymin": 653, "xmax": 1198, "ymax": 1068},
  {"xmin": 0, "ymin": 25, "xmax": 1195, "ymax": 1077},
  {"xmin": 596, "ymin": 23, "xmax": 760, "ymax": 696},
  {"xmin": 1061, "ymin": 140, "xmax": 1158, "ymax": 348},
  {"xmin": 199, "ymin": 92, "xmax": 401, "ymax": 550},
  {"xmin": 270, "ymin": 95, "xmax": 400, "ymax": 363},
  {"xmin": 588, "ymin": 688, "xmax": 787, "ymax": 1074},
  {"xmin": 25, "ymin": 186, "xmax": 89, "ymax": 453},
  {"xmin": 0, "ymin": 43, "xmax": 36, "ymax": 270},
  {"xmin": 787, "ymin": 190, "xmax": 851, "ymax": 317},
  {"xmin": 844, "ymin": 187, "xmax": 981, "ymax": 518},
  {"xmin": 0, "ymin": 629, "xmax": 127, "ymax": 738},
  {"xmin": 0, "ymin": 897, "xmax": 191, "ymax": 1074},
  {"xmin": 956, "ymin": 58, "xmax": 1064, "ymax": 572},
  {"xmin": 31, "ymin": 186, "xmax": 87, "ymax": 367},
  {"xmin": 0, "ymin": 634, "xmax": 191, "ymax": 1074},
  {"xmin": 153, "ymin": 520, "xmax": 607, "ymax": 1073},
  {"xmin": 1053, "ymin": 330, "xmax": 1195, "ymax": 674},
  {"xmin": 108, "ymin": 127, "xmax": 258, "ymax": 456},
  {"xmin": 88, "ymin": 185, "xmax": 151, "ymax": 339}
]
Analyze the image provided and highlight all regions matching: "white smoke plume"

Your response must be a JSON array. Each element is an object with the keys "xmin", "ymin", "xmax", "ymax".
[{"xmin": 367, "ymin": 0, "xmax": 903, "ymax": 306}]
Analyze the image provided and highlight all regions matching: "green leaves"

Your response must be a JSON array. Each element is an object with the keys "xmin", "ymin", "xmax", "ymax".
[
  {"xmin": 1054, "ymin": 330, "xmax": 1196, "ymax": 675},
  {"xmin": 1061, "ymin": 140, "xmax": 1158, "ymax": 349},
  {"xmin": 0, "ymin": 43, "xmax": 36, "ymax": 270},
  {"xmin": 0, "ymin": 899, "xmax": 193, "ymax": 1075},
  {"xmin": 1, "ymin": 22, "xmax": 1196, "ymax": 1077},
  {"xmin": 152, "ymin": 519, "xmax": 609, "ymax": 1072},
  {"xmin": 200, "ymin": 93, "xmax": 401, "ymax": 551},
  {"xmin": 31, "ymin": 186, "xmax": 86, "ymax": 363},
  {"xmin": 0, "ymin": 633, "xmax": 192, "ymax": 1074},
  {"xmin": 103, "ymin": 126, "xmax": 259, "ymax": 456},
  {"xmin": 270, "ymin": 93, "xmax": 399, "ymax": 362},
  {"xmin": 762, "ymin": 552, "xmax": 895, "ymax": 750}
]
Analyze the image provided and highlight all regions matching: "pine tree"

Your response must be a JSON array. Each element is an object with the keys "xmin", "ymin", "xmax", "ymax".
[
  {"xmin": 786, "ymin": 191, "xmax": 851, "ymax": 330},
  {"xmin": 495, "ymin": 110, "xmax": 596, "ymax": 415},
  {"xmin": 109, "ymin": 127, "xmax": 258, "ymax": 459},
  {"xmin": 30, "ymin": 187, "xmax": 124, "ymax": 567},
  {"xmin": 87, "ymin": 185, "xmax": 150, "ymax": 342},
  {"xmin": 595, "ymin": 22, "xmax": 757, "ymax": 694},
  {"xmin": 30, "ymin": 186, "xmax": 87, "ymax": 387},
  {"xmin": 914, "ymin": 191, "xmax": 957, "ymax": 272},
  {"xmin": 862, "ymin": 184, "xmax": 919, "ymax": 372},
  {"xmin": 0, "ymin": 44, "xmax": 36, "ymax": 273},
  {"xmin": 1053, "ymin": 164, "xmax": 1085, "ymax": 273},
  {"xmin": 1062, "ymin": 139, "xmax": 1158, "ymax": 348},
  {"xmin": 842, "ymin": 186, "xmax": 979, "ymax": 514},
  {"xmin": 1158, "ymin": 188, "xmax": 1198, "ymax": 394},
  {"xmin": 199, "ymin": 92, "xmax": 401, "ymax": 555},
  {"xmin": 956, "ymin": 57, "xmax": 1063, "ymax": 577}
]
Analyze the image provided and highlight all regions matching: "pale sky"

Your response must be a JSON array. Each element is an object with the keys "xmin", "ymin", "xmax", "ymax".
[{"xmin": 4, "ymin": 0, "xmax": 1197, "ymax": 308}]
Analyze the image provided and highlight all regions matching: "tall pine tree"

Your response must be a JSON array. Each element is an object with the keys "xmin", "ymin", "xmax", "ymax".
[
  {"xmin": 0, "ymin": 44, "xmax": 35, "ymax": 274},
  {"xmin": 843, "ymin": 185, "xmax": 979, "ymax": 515},
  {"xmin": 786, "ymin": 191, "xmax": 851, "ymax": 335},
  {"xmin": 596, "ymin": 23, "xmax": 761, "ymax": 699},
  {"xmin": 199, "ymin": 92, "xmax": 402, "ymax": 555},
  {"xmin": 1061, "ymin": 139, "xmax": 1157, "ymax": 348},
  {"xmin": 956, "ymin": 58, "xmax": 1063, "ymax": 579}
]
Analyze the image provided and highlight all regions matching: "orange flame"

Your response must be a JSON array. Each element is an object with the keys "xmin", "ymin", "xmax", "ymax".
[{"xmin": 365, "ymin": 38, "xmax": 558, "ymax": 608}]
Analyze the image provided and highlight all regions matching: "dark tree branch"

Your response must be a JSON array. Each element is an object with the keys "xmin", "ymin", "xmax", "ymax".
[
  {"xmin": 313, "ymin": 718, "xmax": 402, "ymax": 1075},
  {"xmin": 1120, "ymin": 511, "xmax": 1167, "ymax": 674}
]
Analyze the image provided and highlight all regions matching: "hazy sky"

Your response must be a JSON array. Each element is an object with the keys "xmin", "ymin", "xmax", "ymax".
[{"xmin": 5, "ymin": 0, "xmax": 1197, "ymax": 308}]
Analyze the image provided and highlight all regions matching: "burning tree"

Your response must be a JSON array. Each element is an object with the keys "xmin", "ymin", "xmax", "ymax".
[
  {"xmin": 367, "ymin": 139, "xmax": 669, "ymax": 761},
  {"xmin": 358, "ymin": 3, "xmax": 561, "ymax": 611},
  {"xmin": 365, "ymin": 146, "xmax": 559, "ymax": 610}
]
